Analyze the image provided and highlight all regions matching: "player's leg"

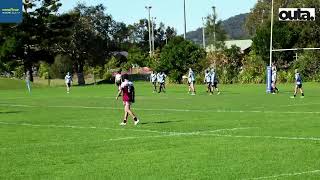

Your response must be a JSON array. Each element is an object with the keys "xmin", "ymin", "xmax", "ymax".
[
  {"xmin": 158, "ymin": 83, "xmax": 162, "ymax": 93},
  {"xmin": 271, "ymin": 82, "xmax": 275, "ymax": 94},
  {"xmin": 293, "ymin": 85, "xmax": 298, "ymax": 97},
  {"xmin": 125, "ymin": 103, "xmax": 139, "ymax": 125},
  {"xmin": 190, "ymin": 82, "xmax": 195, "ymax": 95},
  {"xmin": 300, "ymin": 86, "xmax": 305, "ymax": 97},
  {"xmin": 120, "ymin": 104, "xmax": 129, "ymax": 125},
  {"xmin": 26, "ymin": 80, "xmax": 31, "ymax": 93},
  {"xmin": 66, "ymin": 83, "xmax": 68, "ymax": 93},
  {"xmin": 215, "ymin": 83, "xmax": 220, "ymax": 95},
  {"xmin": 274, "ymin": 82, "xmax": 279, "ymax": 93},
  {"xmin": 153, "ymin": 82, "xmax": 157, "ymax": 92},
  {"xmin": 192, "ymin": 82, "xmax": 196, "ymax": 94}
]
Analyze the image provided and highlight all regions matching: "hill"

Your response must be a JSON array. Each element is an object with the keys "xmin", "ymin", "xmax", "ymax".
[{"xmin": 186, "ymin": 13, "xmax": 250, "ymax": 44}]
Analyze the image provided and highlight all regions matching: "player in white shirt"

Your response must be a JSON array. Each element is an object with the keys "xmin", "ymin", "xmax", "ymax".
[
  {"xmin": 204, "ymin": 70, "xmax": 213, "ymax": 95},
  {"xmin": 188, "ymin": 68, "xmax": 196, "ymax": 95},
  {"xmin": 271, "ymin": 64, "xmax": 279, "ymax": 94},
  {"xmin": 291, "ymin": 69, "xmax": 305, "ymax": 98},
  {"xmin": 210, "ymin": 68, "xmax": 220, "ymax": 95},
  {"xmin": 115, "ymin": 70, "xmax": 122, "ymax": 89},
  {"xmin": 25, "ymin": 71, "xmax": 31, "ymax": 93},
  {"xmin": 65, "ymin": 72, "xmax": 73, "ymax": 93},
  {"xmin": 157, "ymin": 72, "xmax": 166, "ymax": 93},
  {"xmin": 150, "ymin": 71, "xmax": 157, "ymax": 92}
]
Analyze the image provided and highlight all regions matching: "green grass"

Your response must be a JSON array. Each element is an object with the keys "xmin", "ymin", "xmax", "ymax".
[{"xmin": 0, "ymin": 78, "xmax": 320, "ymax": 179}]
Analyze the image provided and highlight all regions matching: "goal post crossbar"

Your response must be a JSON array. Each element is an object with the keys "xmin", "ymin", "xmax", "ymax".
[{"xmin": 272, "ymin": 48, "xmax": 320, "ymax": 52}]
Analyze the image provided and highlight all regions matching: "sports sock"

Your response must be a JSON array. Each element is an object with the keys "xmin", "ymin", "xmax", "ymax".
[
  {"xmin": 302, "ymin": 93, "xmax": 304, "ymax": 96},
  {"xmin": 134, "ymin": 117, "xmax": 138, "ymax": 121}
]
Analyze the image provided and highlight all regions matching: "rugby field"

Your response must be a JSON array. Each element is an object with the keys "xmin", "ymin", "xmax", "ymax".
[{"xmin": 0, "ymin": 78, "xmax": 320, "ymax": 179}]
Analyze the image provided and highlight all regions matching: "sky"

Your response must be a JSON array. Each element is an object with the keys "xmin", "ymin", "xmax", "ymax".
[{"xmin": 59, "ymin": 0, "xmax": 257, "ymax": 34}]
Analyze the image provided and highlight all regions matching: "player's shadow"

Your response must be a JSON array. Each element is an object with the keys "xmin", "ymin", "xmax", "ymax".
[
  {"xmin": 141, "ymin": 120, "xmax": 183, "ymax": 125},
  {"xmin": 0, "ymin": 111, "xmax": 22, "ymax": 114}
]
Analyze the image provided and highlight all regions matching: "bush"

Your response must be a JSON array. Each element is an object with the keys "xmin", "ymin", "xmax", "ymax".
[
  {"xmin": 195, "ymin": 74, "xmax": 205, "ymax": 85},
  {"xmin": 103, "ymin": 72, "xmax": 113, "ymax": 81},
  {"xmin": 169, "ymin": 70, "xmax": 184, "ymax": 83},
  {"xmin": 50, "ymin": 55, "xmax": 73, "ymax": 79},
  {"xmin": 294, "ymin": 51, "xmax": 320, "ymax": 82},
  {"xmin": 14, "ymin": 66, "xmax": 24, "ymax": 79},
  {"xmin": 278, "ymin": 70, "xmax": 294, "ymax": 83},
  {"xmin": 93, "ymin": 66, "xmax": 103, "ymax": 79},
  {"xmin": 38, "ymin": 61, "xmax": 50, "ymax": 79},
  {"xmin": 238, "ymin": 52, "xmax": 266, "ymax": 84}
]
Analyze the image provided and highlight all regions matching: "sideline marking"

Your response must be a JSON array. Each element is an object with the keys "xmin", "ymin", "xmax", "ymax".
[
  {"xmin": 243, "ymin": 169, "xmax": 320, "ymax": 180},
  {"xmin": 1, "ymin": 104, "xmax": 320, "ymax": 114},
  {"xmin": 1, "ymin": 121, "xmax": 319, "ymax": 142}
]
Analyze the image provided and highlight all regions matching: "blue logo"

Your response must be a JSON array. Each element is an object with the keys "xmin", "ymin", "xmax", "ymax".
[{"xmin": 0, "ymin": 0, "xmax": 23, "ymax": 23}]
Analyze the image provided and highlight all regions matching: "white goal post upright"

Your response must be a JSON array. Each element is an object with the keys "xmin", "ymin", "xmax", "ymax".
[{"xmin": 267, "ymin": 0, "xmax": 274, "ymax": 93}]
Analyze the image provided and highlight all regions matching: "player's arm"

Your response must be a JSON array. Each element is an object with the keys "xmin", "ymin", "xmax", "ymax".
[{"xmin": 116, "ymin": 88, "xmax": 122, "ymax": 100}]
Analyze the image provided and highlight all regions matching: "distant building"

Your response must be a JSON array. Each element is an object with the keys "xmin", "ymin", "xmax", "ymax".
[
  {"xmin": 111, "ymin": 51, "xmax": 129, "ymax": 58},
  {"xmin": 206, "ymin": 39, "xmax": 253, "ymax": 54}
]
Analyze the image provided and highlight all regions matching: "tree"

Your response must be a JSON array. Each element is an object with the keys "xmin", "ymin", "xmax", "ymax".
[
  {"xmin": 56, "ymin": 4, "xmax": 113, "ymax": 85},
  {"xmin": 0, "ymin": 0, "xmax": 65, "ymax": 81},
  {"xmin": 205, "ymin": 13, "xmax": 227, "ymax": 49},
  {"xmin": 155, "ymin": 37, "xmax": 206, "ymax": 83},
  {"xmin": 124, "ymin": 47, "xmax": 148, "ymax": 70}
]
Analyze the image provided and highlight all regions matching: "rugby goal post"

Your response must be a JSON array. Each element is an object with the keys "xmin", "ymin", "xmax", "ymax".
[{"xmin": 267, "ymin": 0, "xmax": 320, "ymax": 93}]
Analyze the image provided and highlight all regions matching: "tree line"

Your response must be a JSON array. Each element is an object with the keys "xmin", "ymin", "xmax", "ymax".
[{"xmin": 0, "ymin": 0, "xmax": 177, "ymax": 85}]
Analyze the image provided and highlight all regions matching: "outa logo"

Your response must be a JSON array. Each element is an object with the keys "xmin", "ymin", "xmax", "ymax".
[{"xmin": 279, "ymin": 8, "xmax": 316, "ymax": 21}]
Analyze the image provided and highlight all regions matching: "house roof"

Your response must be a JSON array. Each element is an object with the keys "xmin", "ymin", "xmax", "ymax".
[
  {"xmin": 206, "ymin": 39, "xmax": 253, "ymax": 53},
  {"xmin": 225, "ymin": 40, "xmax": 252, "ymax": 51}
]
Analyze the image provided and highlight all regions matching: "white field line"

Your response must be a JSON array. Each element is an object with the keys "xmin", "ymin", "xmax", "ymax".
[
  {"xmin": 1, "ymin": 103, "xmax": 320, "ymax": 114},
  {"xmin": 0, "ymin": 96, "xmax": 185, "ymax": 100},
  {"xmin": 202, "ymin": 133, "xmax": 320, "ymax": 142},
  {"xmin": 243, "ymin": 169, "xmax": 320, "ymax": 180},
  {"xmin": 0, "ymin": 121, "xmax": 163, "ymax": 134},
  {"xmin": 108, "ymin": 133, "xmax": 320, "ymax": 142},
  {"xmin": 0, "ymin": 121, "xmax": 253, "ymax": 136},
  {"xmin": 1, "ymin": 121, "xmax": 319, "ymax": 142},
  {"xmin": 204, "ymin": 127, "xmax": 257, "ymax": 133},
  {"xmin": 252, "ymin": 102, "xmax": 320, "ymax": 109},
  {"xmin": 109, "ymin": 127, "xmax": 256, "ymax": 141},
  {"xmin": 108, "ymin": 133, "xmax": 194, "ymax": 141}
]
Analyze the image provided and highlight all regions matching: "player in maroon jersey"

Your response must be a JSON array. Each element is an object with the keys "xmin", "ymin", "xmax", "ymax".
[{"xmin": 116, "ymin": 74, "xmax": 140, "ymax": 126}]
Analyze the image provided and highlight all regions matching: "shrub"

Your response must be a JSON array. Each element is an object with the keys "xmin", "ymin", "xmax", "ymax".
[
  {"xmin": 103, "ymin": 72, "xmax": 113, "ymax": 81},
  {"xmin": 169, "ymin": 70, "xmax": 184, "ymax": 83},
  {"xmin": 50, "ymin": 55, "xmax": 73, "ymax": 79},
  {"xmin": 14, "ymin": 66, "xmax": 24, "ymax": 79},
  {"xmin": 38, "ymin": 61, "xmax": 50, "ymax": 79},
  {"xmin": 238, "ymin": 52, "xmax": 266, "ymax": 84},
  {"xmin": 294, "ymin": 51, "xmax": 320, "ymax": 82}
]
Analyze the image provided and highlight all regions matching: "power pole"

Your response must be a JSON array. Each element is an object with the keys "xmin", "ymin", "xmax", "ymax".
[
  {"xmin": 183, "ymin": 0, "xmax": 187, "ymax": 39},
  {"xmin": 145, "ymin": 6, "xmax": 152, "ymax": 56},
  {"xmin": 212, "ymin": 6, "xmax": 216, "ymax": 51},
  {"xmin": 151, "ymin": 17, "xmax": 156, "ymax": 53},
  {"xmin": 202, "ymin": 17, "xmax": 206, "ymax": 49}
]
